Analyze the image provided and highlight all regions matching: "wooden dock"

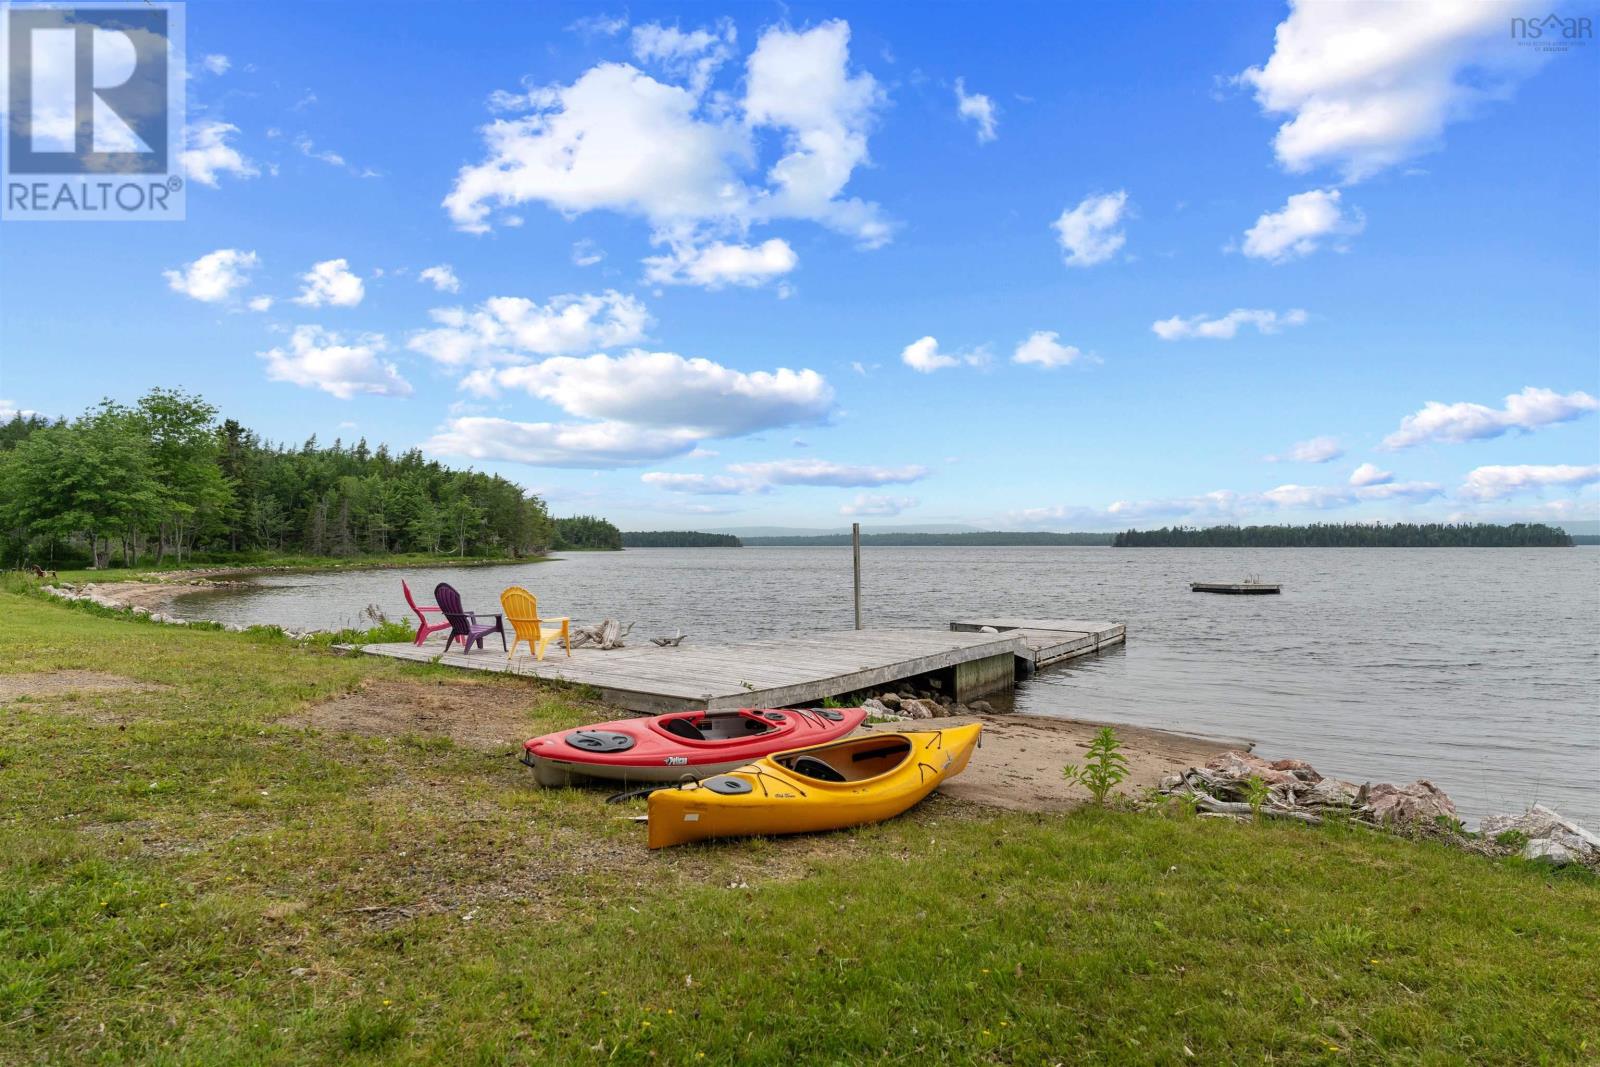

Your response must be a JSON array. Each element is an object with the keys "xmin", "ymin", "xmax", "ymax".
[
  {"xmin": 949, "ymin": 618, "xmax": 1126, "ymax": 668},
  {"xmin": 353, "ymin": 617, "xmax": 1124, "ymax": 713}
]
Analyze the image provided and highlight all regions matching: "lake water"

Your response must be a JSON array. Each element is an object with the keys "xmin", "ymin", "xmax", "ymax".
[{"xmin": 169, "ymin": 547, "xmax": 1600, "ymax": 828}]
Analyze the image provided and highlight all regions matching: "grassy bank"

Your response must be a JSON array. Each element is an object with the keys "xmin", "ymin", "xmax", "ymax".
[{"xmin": 1, "ymin": 593, "xmax": 1596, "ymax": 1064}]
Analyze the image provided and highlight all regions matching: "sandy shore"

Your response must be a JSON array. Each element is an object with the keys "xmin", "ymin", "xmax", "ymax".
[{"xmin": 863, "ymin": 713, "xmax": 1249, "ymax": 812}]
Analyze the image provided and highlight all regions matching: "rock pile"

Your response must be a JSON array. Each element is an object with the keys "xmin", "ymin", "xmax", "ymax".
[
  {"xmin": 857, "ymin": 686, "xmax": 996, "ymax": 722},
  {"xmin": 1481, "ymin": 805, "xmax": 1600, "ymax": 868},
  {"xmin": 1159, "ymin": 750, "xmax": 1459, "ymax": 828}
]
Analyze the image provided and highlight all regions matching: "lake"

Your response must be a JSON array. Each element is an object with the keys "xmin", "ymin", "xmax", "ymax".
[{"xmin": 169, "ymin": 547, "xmax": 1600, "ymax": 828}]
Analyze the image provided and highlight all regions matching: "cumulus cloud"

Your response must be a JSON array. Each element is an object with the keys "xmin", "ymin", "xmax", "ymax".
[
  {"xmin": 200, "ymin": 53, "xmax": 230, "ymax": 75},
  {"xmin": 954, "ymin": 77, "xmax": 997, "ymax": 143},
  {"xmin": 1268, "ymin": 436, "xmax": 1344, "ymax": 463},
  {"xmin": 1383, "ymin": 387, "xmax": 1600, "ymax": 449},
  {"xmin": 247, "ymin": 295, "xmax": 274, "ymax": 312},
  {"xmin": 0, "ymin": 400, "xmax": 39, "ymax": 421},
  {"xmin": 1053, "ymin": 191, "xmax": 1129, "ymax": 267},
  {"xmin": 1153, "ymin": 308, "xmax": 1308, "ymax": 340},
  {"xmin": 630, "ymin": 19, "xmax": 736, "ymax": 95},
  {"xmin": 841, "ymin": 493, "xmax": 918, "ymax": 516},
  {"xmin": 1460, "ymin": 464, "xmax": 1600, "ymax": 500},
  {"xmin": 260, "ymin": 326, "xmax": 411, "ymax": 399},
  {"xmin": 418, "ymin": 264, "xmax": 461, "ymax": 293},
  {"xmin": 641, "ymin": 472, "xmax": 753, "ymax": 494},
  {"xmin": 409, "ymin": 291, "xmax": 650, "ymax": 366},
  {"xmin": 163, "ymin": 249, "xmax": 258, "ymax": 303},
  {"xmin": 1349, "ymin": 462, "xmax": 1393, "ymax": 487},
  {"xmin": 1011, "ymin": 331, "xmax": 1087, "ymax": 369},
  {"xmin": 643, "ymin": 238, "xmax": 798, "ymax": 288},
  {"xmin": 293, "ymin": 258, "xmax": 365, "ymax": 308},
  {"xmin": 1240, "ymin": 188, "xmax": 1364, "ymax": 262},
  {"xmin": 901, "ymin": 336, "xmax": 988, "ymax": 373},
  {"xmin": 485, "ymin": 351, "xmax": 833, "ymax": 438},
  {"xmin": 1238, "ymin": 0, "xmax": 1542, "ymax": 182},
  {"xmin": 444, "ymin": 20, "xmax": 888, "ymax": 254},
  {"xmin": 428, "ymin": 417, "xmax": 701, "ymax": 468},
  {"xmin": 179, "ymin": 121, "xmax": 258, "ymax": 187}
]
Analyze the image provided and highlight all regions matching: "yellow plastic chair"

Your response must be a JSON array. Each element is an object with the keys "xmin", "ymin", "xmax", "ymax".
[{"xmin": 500, "ymin": 586, "xmax": 571, "ymax": 661}]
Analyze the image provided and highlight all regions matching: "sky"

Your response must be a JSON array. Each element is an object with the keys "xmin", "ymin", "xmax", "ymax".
[{"xmin": 2, "ymin": 0, "xmax": 1598, "ymax": 531}]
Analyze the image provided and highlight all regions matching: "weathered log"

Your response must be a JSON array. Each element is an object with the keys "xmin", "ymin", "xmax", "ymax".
[
  {"xmin": 649, "ymin": 632, "xmax": 686, "ymax": 647},
  {"xmin": 567, "ymin": 618, "xmax": 634, "ymax": 650},
  {"xmin": 1190, "ymin": 791, "xmax": 1325, "ymax": 825}
]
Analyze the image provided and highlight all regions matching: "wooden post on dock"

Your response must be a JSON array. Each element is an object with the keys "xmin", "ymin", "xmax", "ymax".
[{"xmin": 852, "ymin": 522, "xmax": 862, "ymax": 630}]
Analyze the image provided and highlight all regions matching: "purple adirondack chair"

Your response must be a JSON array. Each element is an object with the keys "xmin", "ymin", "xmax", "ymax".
[{"xmin": 434, "ymin": 582, "xmax": 506, "ymax": 654}]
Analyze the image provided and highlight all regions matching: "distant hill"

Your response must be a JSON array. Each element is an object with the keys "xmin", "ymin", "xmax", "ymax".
[
  {"xmin": 621, "ymin": 530, "xmax": 741, "ymax": 548},
  {"xmin": 741, "ymin": 531, "xmax": 1115, "ymax": 547},
  {"xmin": 1114, "ymin": 523, "xmax": 1573, "ymax": 548}
]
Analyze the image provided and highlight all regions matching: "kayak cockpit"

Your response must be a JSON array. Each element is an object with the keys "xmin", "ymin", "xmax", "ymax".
[
  {"xmin": 654, "ymin": 709, "xmax": 786, "ymax": 743},
  {"xmin": 777, "ymin": 736, "xmax": 913, "ymax": 783}
]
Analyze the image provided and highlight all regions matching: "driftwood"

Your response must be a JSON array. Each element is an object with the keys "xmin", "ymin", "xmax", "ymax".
[
  {"xmin": 566, "ymin": 619, "xmax": 634, "ymax": 650},
  {"xmin": 649, "ymin": 632, "xmax": 686, "ymax": 648},
  {"xmin": 1190, "ymin": 791, "xmax": 1324, "ymax": 825}
]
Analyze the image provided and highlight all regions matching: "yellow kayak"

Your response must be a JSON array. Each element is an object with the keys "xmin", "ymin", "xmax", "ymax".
[{"xmin": 646, "ymin": 723, "xmax": 981, "ymax": 849}]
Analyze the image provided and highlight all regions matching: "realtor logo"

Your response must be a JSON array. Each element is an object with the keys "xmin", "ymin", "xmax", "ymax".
[{"xmin": 3, "ymin": 2, "xmax": 186, "ymax": 220}]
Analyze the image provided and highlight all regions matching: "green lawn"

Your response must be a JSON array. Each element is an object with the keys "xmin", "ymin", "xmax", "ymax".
[{"xmin": 2, "ymin": 589, "xmax": 1596, "ymax": 1064}]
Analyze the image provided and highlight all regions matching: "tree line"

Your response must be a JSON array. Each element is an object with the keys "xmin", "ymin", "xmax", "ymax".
[
  {"xmin": 741, "ymin": 531, "xmax": 1115, "ymax": 547},
  {"xmin": 621, "ymin": 530, "xmax": 742, "ymax": 548},
  {"xmin": 0, "ymin": 390, "xmax": 567, "ymax": 568},
  {"xmin": 551, "ymin": 516, "xmax": 624, "ymax": 551},
  {"xmin": 1112, "ymin": 523, "xmax": 1574, "ymax": 548}
]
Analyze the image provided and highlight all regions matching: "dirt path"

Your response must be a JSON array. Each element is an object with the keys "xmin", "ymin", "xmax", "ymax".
[{"xmin": 863, "ymin": 714, "xmax": 1247, "ymax": 812}]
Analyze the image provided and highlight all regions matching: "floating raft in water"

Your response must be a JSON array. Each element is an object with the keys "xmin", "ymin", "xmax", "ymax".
[{"xmin": 1190, "ymin": 581, "xmax": 1282, "ymax": 595}]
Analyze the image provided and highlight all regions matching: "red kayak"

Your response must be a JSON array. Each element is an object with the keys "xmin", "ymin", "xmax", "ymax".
[{"xmin": 521, "ymin": 706, "xmax": 868, "ymax": 787}]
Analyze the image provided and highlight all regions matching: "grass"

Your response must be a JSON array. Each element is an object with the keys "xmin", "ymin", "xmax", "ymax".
[{"xmin": 1, "ymin": 593, "xmax": 1596, "ymax": 1064}]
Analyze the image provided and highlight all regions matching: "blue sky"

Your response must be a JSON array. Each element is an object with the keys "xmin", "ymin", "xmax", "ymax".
[{"xmin": 3, "ymin": 0, "xmax": 1598, "ymax": 530}]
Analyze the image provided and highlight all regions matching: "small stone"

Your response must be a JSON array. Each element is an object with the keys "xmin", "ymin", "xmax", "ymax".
[
  {"xmin": 970, "ymin": 700, "xmax": 994, "ymax": 714},
  {"xmin": 879, "ymin": 693, "xmax": 902, "ymax": 708},
  {"xmin": 1523, "ymin": 839, "xmax": 1576, "ymax": 866}
]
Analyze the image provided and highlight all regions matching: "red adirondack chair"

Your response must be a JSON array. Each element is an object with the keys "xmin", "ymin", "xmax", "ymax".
[{"xmin": 403, "ymin": 579, "xmax": 451, "ymax": 646}]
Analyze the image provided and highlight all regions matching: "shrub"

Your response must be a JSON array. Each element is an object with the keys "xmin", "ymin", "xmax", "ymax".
[{"xmin": 1062, "ymin": 727, "xmax": 1129, "ymax": 805}]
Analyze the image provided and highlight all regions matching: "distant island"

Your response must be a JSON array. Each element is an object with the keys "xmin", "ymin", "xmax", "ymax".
[
  {"xmin": 622, "ymin": 530, "xmax": 743, "ymax": 548},
  {"xmin": 742, "ymin": 531, "xmax": 1114, "ymax": 547},
  {"xmin": 1113, "ymin": 523, "xmax": 1574, "ymax": 548}
]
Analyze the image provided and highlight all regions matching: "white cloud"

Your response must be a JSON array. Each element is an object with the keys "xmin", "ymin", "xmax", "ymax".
[
  {"xmin": 1238, "ymin": 0, "xmax": 1541, "ymax": 182},
  {"xmin": 1153, "ymin": 308, "xmax": 1309, "ymax": 340},
  {"xmin": 572, "ymin": 239, "xmax": 605, "ymax": 267},
  {"xmin": 901, "ymin": 336, "xmax": 987, "ymax": 373},
  {"xmin": 954, "ymin": 77, "xmax": 997, "ymax": 143},
  {"xmin": 201, "ymin": 54, "xmax": 230, "ymax": 76},
  {"xmin": 727, "ymin": 459, "xmax": 927, "ymax": 487},
  {"xmin": 641, "ymin": 472, "xmax": 753, "ymax": 494},
  {"xmin": 1269, "ymin": 435, "xmax": 1344, "ymax": 463},
  {"xmin": 630, "ymin": 19, "xmax": 736, "ymax": 95},
  {"xmin": 407, "ymin": 291, "xmax": 652, "ymax": 366},
  {"xmin": 260, "ymin": 326, "xmax": 411, "ymax": 399},
  {"xmin": 163, "ymin": 249, "xmax": 258, "ymax": 303},
  {"xmin": 248, "ymin": 295, "xmax": 274, "ymax": 312},
  {"xmin": 293, "ymin": 258, "xmax": 365, "ymax": 308},
  {"xmin": 1011, "ymin": 331, "xmax": 1087, "ymax": 369},
  {"xmin": 1240, "ymin": 188, "xmax": 1364, "ymax": 262},
  {"xmin": 841, "ymin": 493, "xmax": 918, "ymax": 516},
  {"xmin": 489, "ymin": 351, "xmax": 834, "ymax": 438},
  {"xmin": 1053, "ymin": 191, "xmax": 1129, "ymax": 267},
  {"xmin": 179, "ymin": 121, "xmax": 259, "ymax": 187},
  {"xmin": 0, "ymin": 400, "xmax": 39, "ymax": 421},
  {"xmin": 569, "ymin": 13, "xmax": 628, "ymax": 37},
  {"xmin": 1460, "ymin": 464, "xmax": 1600, "ymax": 500},
  {"xmin": 1356, "ymin": 479, "xmax": 1444, "ymax": 502},
  {"xmin": 1383, "ymin": 387, "xmax": 1600, "ymax": 449},
  {"xmin": 642, "ymin": 458, "xmax": 926, "ymax": 496},
  {"xmin": 430, "ymin": 418, "xmax": 699, "ymax": 468},
  {"xmin": 418, "ymin": 264, "xmax": 461, "ymax": 293},
  {"xmin": 1009, "ymin": 475, "xmax": 1446, "ymax": 527},
  {"xmin": 1349, "ymin": 462, "xmax": 1393, "ymax": 487},
  {"xmin": 444, "ymin": 21, "xmax": 889, "ymax": 251},
  {"xmin": 643, "ymin": 238, "xmax": 798, "ymax": 289}
]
